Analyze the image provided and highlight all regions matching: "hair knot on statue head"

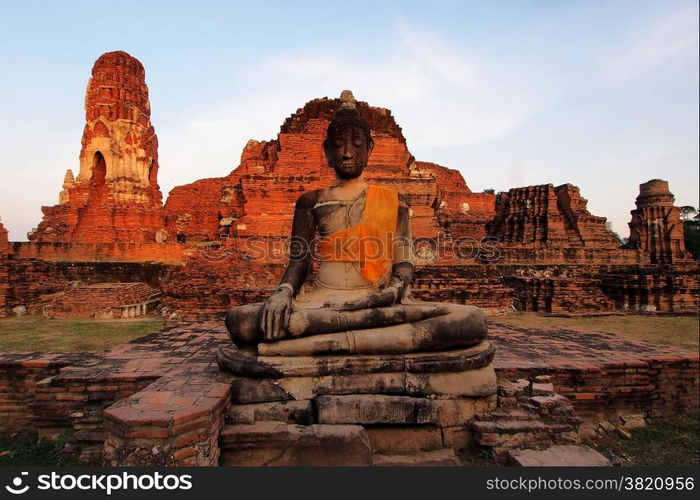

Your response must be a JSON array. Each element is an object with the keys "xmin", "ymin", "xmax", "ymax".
[{"xmin": 326, "ymin": 90, "xmax": 372, "ymax": 145}]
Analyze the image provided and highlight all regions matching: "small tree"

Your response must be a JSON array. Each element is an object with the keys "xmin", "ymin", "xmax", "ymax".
[
  {"xmin": 605, "ymin": 221, "xmax": 623, "ymax": 245},
  {"xmin": 482, "ymin": 188, "xmax": 495, "ymax": 194},
  {"xmin": 680, "ymin": 205, "xmax": 698, "ymax": 221},
  {"xmin": 681, "ymin": 206, "xmax": 700, "ymax": 259}
]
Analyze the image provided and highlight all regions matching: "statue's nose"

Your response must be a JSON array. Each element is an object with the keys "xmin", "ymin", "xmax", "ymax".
[{"xmin": 341, "ymin": 142, "xmax": 353, "ymax": 159}]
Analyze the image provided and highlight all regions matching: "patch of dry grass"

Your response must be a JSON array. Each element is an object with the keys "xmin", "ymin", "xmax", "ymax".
[
  {"xmin": 492, "ymin": 314, "xmax": 699, "ymax": 351},
  {"xmin": 0, "ymin": 316, "xmax": 164, "ymax": 352},
  {"xmin": 591, "ymin": 412, "xmax": 699, "ymax": 466}
]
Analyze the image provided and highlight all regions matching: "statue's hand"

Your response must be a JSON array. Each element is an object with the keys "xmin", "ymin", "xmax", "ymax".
[
  {"xmin": 261, "ymin": 288, "xmax": 293, "ymax": 341},
  {"xmin": 324, "ymin": 285, "xmax": 400, "ymax": 311}
]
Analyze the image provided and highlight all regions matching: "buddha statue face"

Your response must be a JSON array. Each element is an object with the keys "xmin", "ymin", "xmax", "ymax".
[{"xmin": 324, "ymin": 111, "xmax": 374, "ymax": 180}]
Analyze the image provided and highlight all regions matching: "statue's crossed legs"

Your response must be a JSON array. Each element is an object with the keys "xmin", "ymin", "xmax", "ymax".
[{"xmin": 225, "ymin": 301, "xmax": 487, "ymax": 356}]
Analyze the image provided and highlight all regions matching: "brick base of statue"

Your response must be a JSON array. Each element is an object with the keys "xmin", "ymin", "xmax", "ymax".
[{"xmin": 217, "ymin": 341, "xmax": 497, "ymax": 466}]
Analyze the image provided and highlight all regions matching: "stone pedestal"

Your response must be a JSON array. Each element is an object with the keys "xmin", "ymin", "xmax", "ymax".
[{"xmin": 218, "ymin": 341, "xmax": 497, "ymax": 466}]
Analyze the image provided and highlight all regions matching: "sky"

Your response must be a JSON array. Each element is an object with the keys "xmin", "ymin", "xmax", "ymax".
[{"xmin": 0, "ymin": 0, "xmax": 698, "ymax": 240}]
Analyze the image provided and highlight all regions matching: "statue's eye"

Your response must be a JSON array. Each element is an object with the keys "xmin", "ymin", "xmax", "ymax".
[{"xmin": 354, "ymin": 139, "xmax": 363, "ymax": 146}]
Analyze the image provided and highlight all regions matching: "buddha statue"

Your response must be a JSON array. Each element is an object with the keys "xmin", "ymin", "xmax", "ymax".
[{"xmin": 219, "ymin": 91, "xmax": 487, "ymax": 366}]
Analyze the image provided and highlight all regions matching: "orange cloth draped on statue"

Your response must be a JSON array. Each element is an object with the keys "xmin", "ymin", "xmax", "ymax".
[{"xmin": 318, "ymin": 185, "xmax": 399, "ymax": 284}]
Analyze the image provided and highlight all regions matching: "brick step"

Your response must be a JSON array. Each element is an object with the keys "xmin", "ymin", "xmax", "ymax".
[
  {"xmin": 224, "ymin": 400, "xmax": 313, "ymax": 425},
  {"xmin": 67, "ymin": 429, "xmax": 105, "ymax": 444},
  {"xmin": 507, "ymin": 445, "xmax": 611, "ymax": 466},
  {"xmin": 219, "ymin": 422, "xmax": 372, "ymax": 466},
  {"xmin": 472, "ymin": 409, "xmax": 538, "ymax": 422},
  {"xmin": 372, "ymin": 449, "xmax": 461, "ymax": 467},
  {"xmin": 64, "ymin": 430, "xmax": 106, "ymax": 464},
  {"xmin": 470, "ymin": 386, "xmax": 583, "ymax": 463},
  {"xmin": 471, "ymin": 419, "xmax": 571, "ymax": 434}
]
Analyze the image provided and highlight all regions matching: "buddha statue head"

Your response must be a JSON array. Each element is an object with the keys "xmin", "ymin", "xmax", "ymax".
[{"xmin": 323, "ymin": 90, "xmax": 374, "ymax": 179}]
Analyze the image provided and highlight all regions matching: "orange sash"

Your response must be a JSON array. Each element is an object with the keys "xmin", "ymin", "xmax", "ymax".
[{"xmin": 317, "ymin": 185, "xmax": 399, "ymax": 284}]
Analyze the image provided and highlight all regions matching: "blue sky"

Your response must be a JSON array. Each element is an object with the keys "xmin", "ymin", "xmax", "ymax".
[{"xmin": 0, "ymin": 0, "xmax": 697, "ymax": 240}]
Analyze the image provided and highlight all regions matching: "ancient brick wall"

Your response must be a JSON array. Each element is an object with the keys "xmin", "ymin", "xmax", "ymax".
[
  {"xmin": 598, "ymin": 265, "xmax": 700, "ymax": 313},
  {"xmin": 159, "ymin": 253, "xmax": 287, "ymax": 320},
  {"xmin": 0, "ymin": 219, "xmax": 8, "ymax": 258},
  {"xmin": 164, "ymin": 176, "xmax": 243, "ymax": 242},
  {"xmin": 492, "ymin": 246, "xmax": 641, "ymax": 265},
  {"xmin": 505, "ymin": 276, "xmax": 616, "ymax": 313},
  {"xmin": 3, "ymin": 251, "xmax": 693, "ymax": 320},
  {"xmin": 496, "ymin": 358, "xmax": 699, "ymax": 419},
  {"xmin": 415, "ymin": 162, "xmax": 495, "ymax": 240},
  {"xmin": 0, "ymin": 257, "xmax": 175, "ymax": 317},
  {"xmin": 411, "ymin": 265, "xmax": 512, "ymax": 313},
  {"xmin": 0, "ymin": 220, "xmax": 9, "ymax": 317},
  {"xmin": 48, "ymin": 282, "xmax": 160, "ymax": 319},
  {"xmin": 0, "ymin": 261, "xmax": 7, "ymax": 318},
  {"xmin": 491, "ymin": 324, "xmax": 700, "ymax": 420},
  {"xmin": 156, "ymin": 259, "xmax": 698, "ymax": 319},
  {"xmin": 0, "ymin": 353, "xmax": 96, "ymax": 431},
  {"xmin": 0, "ymin": 258, "xmax": 71, "ymax": 317},
  {"xmin": 488, "ymin": 183, "xmax": 620, "ymax": 250},
  {"xmin": 14, "ymin": 242, "xmax": 188, "ymax": 264},
  {"xmin": 503, "ymin": 263, "xmax": 699, "ymax": 314}
]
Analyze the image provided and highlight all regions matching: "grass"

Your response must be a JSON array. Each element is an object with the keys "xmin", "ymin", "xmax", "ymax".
[
  {"xmin": 590, "ymin": 412, "xmax": 699, "ymax": 466},
  {"xmin": 493, "ymin": 314, "xmax": 699, "ymax": 351},
  {"xmin": 0, "ymin": 316, "xmax": 165, "ymax": 352},
  {"xmin": 459, "ymin": 445, "xmax": 498, "ymax": 466},
  {"xmin": 0, "ymin": 430, "xmax": 80, "ymax": 466},
  {"xmin": 456, "ymin": 412, "xmax": 699, "ymax": 467}
]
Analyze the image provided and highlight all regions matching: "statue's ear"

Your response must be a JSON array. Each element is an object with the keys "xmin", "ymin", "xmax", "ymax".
[{"xmin": 323, "ymin": 139, "xmax": 330, "ymax": 157}]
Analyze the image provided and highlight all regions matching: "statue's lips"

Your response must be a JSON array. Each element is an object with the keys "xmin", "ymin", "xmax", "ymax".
[{"xmin": 334, "ymin": 162, "xmax": 364, "ymax": 176}]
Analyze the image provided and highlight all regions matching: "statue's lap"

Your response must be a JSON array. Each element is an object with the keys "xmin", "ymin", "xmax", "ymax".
[{"xmin": 225, "ymin": 299, "xmax": 486, "ymax": 356}]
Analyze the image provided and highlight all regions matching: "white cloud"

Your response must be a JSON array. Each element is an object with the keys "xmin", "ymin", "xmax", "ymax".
[
  {"xmin": 157, "ymin": 22, "xmax": 535, "ymax": 198},
  {"xmin": 603, "ymin": 4, "xmax": 699, "ymax": 81}
]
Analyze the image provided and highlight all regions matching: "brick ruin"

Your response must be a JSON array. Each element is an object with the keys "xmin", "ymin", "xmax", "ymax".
[
  {"xmin": 0, "ymin": 51, "xmax": 697, "ymax": 319},
  {"xmin": 0, "ymin": 218, "xmax": 8, "ymax": 257},
  {"xmin": 163, "ymin": 98, "xmax": 494, "ymax": 243},
  {"xmin": 0, "ymin": 321, "xmax": 696, "ymax": 465},
  {"xmin": 0, "ymin": 219, "xmax": 8, "ymax": 317},
  {"xmin": 0, "ymin": 260, "xmax": 173, "ymax": 319},
  {"xmin": 627, "ymin": 179, "xmax": 688, "ymax": 264},
  {"xmin": 154, "ymin": 104, "xmax": 697, "ymax": 317},
  {"xmin": 28, "ymin": 51, "xmax": 166, "ymax": 244},
  {"xmin": 0, "ymin": 51, "xmax": 698, "ymax": 467},
  {"xmin": 487, "ymin": 183, "xmax": 622, "ymax": 259},
  {"xmin": 47, "ymin": 282, "xmax": 160, "ymax": 319}
]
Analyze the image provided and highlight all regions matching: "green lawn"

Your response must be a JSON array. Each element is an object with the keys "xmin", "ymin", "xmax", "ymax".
[
  {"xmin": 493, "ymin": 314, "xmax": 699, "ymax": 351},
  {"xmin": 0, "ymin": 316, "xmax": 165, "ymax": 352}
]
